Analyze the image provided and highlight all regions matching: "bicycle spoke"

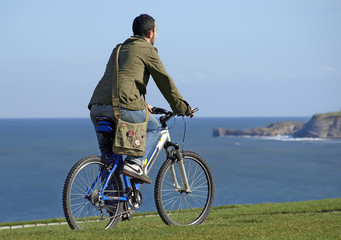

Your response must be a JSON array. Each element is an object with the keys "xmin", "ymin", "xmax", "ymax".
[
  {"xmin": 63, "ymin": 156, "xmax": 123, "ymax": 230},
  {"xmin": 155, "ymin": 152, "xmax": 214, "ymax": 225}
]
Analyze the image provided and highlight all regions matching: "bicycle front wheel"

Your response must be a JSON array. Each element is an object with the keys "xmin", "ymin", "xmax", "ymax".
[
  {"xmin": 154, "ymin": 151, "xmax": 214, "ymax": 225},
  {"xmin": 62, "ymin": 156, "xmax": 123, "ymax": 230}
]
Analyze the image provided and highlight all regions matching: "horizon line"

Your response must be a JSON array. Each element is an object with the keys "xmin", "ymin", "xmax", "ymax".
[{"xmin": 0, "ymin": 115, "xmax": 312, "ymax": 120}]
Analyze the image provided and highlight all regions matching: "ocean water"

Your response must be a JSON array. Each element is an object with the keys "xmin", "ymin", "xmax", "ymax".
[{"xmin": 0, "ymin": 117, "xmax": 340, "ymax": 223}]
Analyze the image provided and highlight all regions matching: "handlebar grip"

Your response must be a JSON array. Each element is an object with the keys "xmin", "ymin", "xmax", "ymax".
[{"xmin": 192, "ymin": 107, "xmax": 199, "ymax": 113}]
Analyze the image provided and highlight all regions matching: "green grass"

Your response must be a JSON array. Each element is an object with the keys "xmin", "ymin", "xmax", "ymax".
[
  {"xmin": 1, "ymin": 198, "xmax": 340, "ymax": 239},
  {"xmin": 315, "ymin": 111, "xmax": 341, "ymax": 118}
]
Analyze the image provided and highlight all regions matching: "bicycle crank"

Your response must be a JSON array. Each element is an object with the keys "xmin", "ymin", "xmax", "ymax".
[{"xmin": 127, "ymin": 189, "xmax": 143, "ymax": 210}]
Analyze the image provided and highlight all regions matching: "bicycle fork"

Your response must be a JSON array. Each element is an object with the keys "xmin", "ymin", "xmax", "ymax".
[{"xmin": 168, "ymin": 145, "xmax": 192, "ymax": 194}]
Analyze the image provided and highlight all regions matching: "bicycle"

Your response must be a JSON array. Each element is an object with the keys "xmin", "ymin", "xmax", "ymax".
[{"xmin": 62, "ymin": 107, "xmax": 215, "ymax": 230}]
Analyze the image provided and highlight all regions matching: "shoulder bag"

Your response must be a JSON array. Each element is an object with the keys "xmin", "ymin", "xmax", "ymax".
[{"xmin": 112, "ymin": 44, "xmax": 149, "ymax": 157}]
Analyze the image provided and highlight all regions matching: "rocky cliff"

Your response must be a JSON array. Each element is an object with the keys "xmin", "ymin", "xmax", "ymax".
[
  {"xmin": 293, "ymin": 112, "xmax": 341, "ymax": 139},
  {"xmin": 213, "ymin": 112, "xmax": 341, "ymax": 139},
  {"xmin": 213, "ymin": 121, "xmax": 303, "ymax": 137}
]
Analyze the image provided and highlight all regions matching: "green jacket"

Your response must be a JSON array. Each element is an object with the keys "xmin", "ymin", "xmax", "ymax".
[{"xmin": 88, "ymin": 36, "xmax": 188, "ymax": 115}]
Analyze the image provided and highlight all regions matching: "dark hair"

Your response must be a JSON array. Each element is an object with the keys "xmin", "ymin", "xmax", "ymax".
[{"xmin": 132, "ymin": 14, "xmax": 155, "ymax": 37}]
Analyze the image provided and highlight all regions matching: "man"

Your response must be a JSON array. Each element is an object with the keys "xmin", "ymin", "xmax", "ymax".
[{"xmin": 88, "ymin": 14, "xmax": 192, "ymax": 184}]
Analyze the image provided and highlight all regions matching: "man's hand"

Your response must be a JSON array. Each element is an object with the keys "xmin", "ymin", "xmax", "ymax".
[
  {"xmin": 147, "ymin": 104, "xmax": 153, "ymax": 113},
  {"xmin": 186, "ymin": 106, "xmax": 194, "ymax": 118}
]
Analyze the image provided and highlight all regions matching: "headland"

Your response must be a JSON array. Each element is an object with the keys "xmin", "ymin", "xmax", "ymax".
[{"xmin": 213, "ymin": 112, "xmax": 341, "ymax": 139}]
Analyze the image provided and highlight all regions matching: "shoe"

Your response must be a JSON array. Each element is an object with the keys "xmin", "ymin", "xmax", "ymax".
[{"xmin": 120, "ymin": 161, "xmax": 152, "ymax": 184}]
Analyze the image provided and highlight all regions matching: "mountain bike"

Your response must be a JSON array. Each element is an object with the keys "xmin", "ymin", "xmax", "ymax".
[{"xmin": 62, "ymin": 107, "xmax": 214, "ymax": 230}]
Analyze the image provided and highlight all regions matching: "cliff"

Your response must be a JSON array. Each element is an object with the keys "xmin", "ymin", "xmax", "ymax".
[
  {"xmin": 213, "ymin": 121, "xmax": 303, "ymax": 137},
  {"xmin": 213, "ymin": 112, "xmax": 341, "ymax": 139},
  {"xmin": 293, "ymin": 112, "xmax": 341, "ymax": 139}
]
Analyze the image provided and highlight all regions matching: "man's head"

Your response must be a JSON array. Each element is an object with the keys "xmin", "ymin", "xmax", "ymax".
[{"xmin": 133, "ymin": 14, "xmax": 157, "ymax": 45}]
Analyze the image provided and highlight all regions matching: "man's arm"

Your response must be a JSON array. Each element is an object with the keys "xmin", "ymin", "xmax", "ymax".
[{"xmin": 146, "ymin": 47, "xmax": 189, "ymax": 115}]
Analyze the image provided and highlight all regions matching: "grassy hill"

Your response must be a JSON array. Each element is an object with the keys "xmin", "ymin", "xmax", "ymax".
[
  {"xmin": 1, "ymin": 198, "xmax": 340, "ymax": 239},
  {"xmin": 315, "ymin": 112, "xmax": 341, "ymax": 118}
]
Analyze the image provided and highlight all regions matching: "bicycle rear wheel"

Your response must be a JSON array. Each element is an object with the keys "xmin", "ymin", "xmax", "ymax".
[
  {"xmin": 154, "ymin": 151, "xmax": 214, "ymax": 225},
  {"xmin": 62, "ymin": 156, "xmax": 123, "ymax": 229}
]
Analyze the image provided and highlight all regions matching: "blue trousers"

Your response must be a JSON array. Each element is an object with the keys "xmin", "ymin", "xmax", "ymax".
[{"xmin": 90, "ymin": 104, "xmax": 161, "ymax": 166}]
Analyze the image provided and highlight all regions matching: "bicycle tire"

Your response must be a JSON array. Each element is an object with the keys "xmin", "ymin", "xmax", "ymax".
[
  {"xmin": 154, "ymin": 151, "xmax": 214, "ymax": 225},
  {"xmin": 62, "ymin": 156, "xmax": 124, "ymax": 230}
]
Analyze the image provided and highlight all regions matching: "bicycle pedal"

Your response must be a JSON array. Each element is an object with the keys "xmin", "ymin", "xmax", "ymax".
[
  {"xmin": 120, "ymin": 214, "xmax": 131, "ymax": 222},
  {"xmin": 121, "ymin": 211, "xmax": 134, "ymax": 222}
]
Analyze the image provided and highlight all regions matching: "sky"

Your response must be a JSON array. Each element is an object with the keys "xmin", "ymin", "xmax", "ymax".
[{"xmin": 1, "ymin": 0, "xmax": 340, "ymax": 118}]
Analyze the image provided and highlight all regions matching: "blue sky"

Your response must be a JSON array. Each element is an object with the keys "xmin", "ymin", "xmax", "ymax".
[{"xmin": 1, "ymin": 0, "xmax": 340, "ymax": 118}]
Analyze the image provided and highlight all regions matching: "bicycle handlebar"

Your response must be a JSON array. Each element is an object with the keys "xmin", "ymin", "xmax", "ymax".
[
  {"xmin": 192, "ymin": 107, "xmax": 199, "ymax": 114},
  {"xmin": 151, "ymin": 107, "xmax": 199, "ymax": 116},
  {"xmin": 151, "ymin": 107, "xmax": 170, "ymax": 115},
  {"xmin": 151, "ymin": 107, "xmax": 199, "ymax": 127}
]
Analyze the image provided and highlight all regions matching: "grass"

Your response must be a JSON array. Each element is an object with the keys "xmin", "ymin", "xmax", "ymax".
[
  {"xmin": 315, "ymin": 111, "xmax": 341, "ymax": 118},
  {"xmin": 1, "ymin": 198, "xmax": 340, "ymax": 239}
]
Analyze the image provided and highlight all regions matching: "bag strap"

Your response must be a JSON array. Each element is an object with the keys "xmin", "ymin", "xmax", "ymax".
[
  {"xmin": 112, "ymin": 44, "xmax": 122, "ymax": 119},
  {"xmin": 111, "ymin": 44, "xmax": 150, "ymax": 121}
]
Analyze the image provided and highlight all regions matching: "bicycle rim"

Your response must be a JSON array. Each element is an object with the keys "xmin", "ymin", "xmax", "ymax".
[
  {"xmin": 63, "ymin": 156, "xmax": 123, "ymax": 230},
  {"xmin": 155, "ymin": 151, "xmax": 214, "ymax": 225}
]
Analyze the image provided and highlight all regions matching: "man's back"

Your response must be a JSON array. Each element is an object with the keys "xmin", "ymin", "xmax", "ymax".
[
  {"xmin": 88, "ymin": 36, "xmax": 150, "ymax": 110},
  {"xmin": 89, "ymin": 36, "xmax": 187, "ymax": 115}
]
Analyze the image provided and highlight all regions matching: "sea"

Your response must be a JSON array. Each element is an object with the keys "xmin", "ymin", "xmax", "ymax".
[{"xmin": 0, "ymin": 117, "xmax": 340, "ymax": 223}]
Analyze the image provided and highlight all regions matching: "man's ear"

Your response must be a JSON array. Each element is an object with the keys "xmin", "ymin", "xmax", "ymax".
[{"xmin": 146, "ymin": 29, "xmax": 153, "ymax": 39}]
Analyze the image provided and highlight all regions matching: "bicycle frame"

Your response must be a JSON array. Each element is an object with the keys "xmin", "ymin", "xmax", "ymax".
[
  {"xmin": 92, "ymin": 124, "xmax": 191, "ymax": 205},
  {"xmin": 63, "ymin": 107, "xmax": 213, "ymax": 229}
]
